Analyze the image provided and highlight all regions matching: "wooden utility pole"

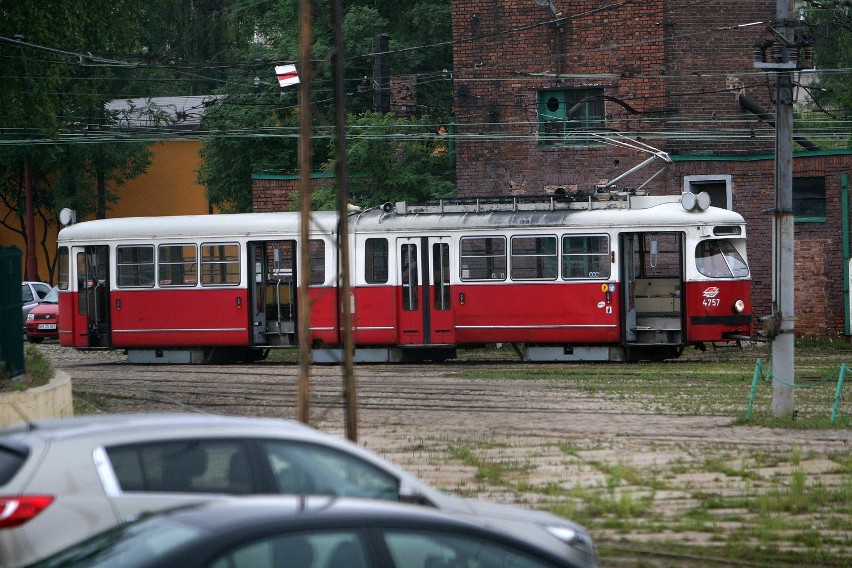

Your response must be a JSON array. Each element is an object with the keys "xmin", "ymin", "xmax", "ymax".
[
  {"xmin": 24, "ymin": 162, "xmax": 39, "ymax": 281},
  {"xmin": 331, "ymin": 0, "xmax": 358, "ymax": 442},
  {"xmin": 297, "ymin": 0, "xmax": 313, "ymax": 425}
]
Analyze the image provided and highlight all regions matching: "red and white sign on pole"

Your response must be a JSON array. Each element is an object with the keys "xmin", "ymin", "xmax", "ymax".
[{"xmin": 275, "ymin": 64, "xmax": 300, "ymax": 87}]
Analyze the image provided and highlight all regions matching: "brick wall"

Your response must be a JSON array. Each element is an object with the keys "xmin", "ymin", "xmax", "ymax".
[
  {"xmin": 663, "ymin": 155, "xmax": 851, "ymax": 337},
  {"xmin": 252, "ymin": 176, "xmax": 335, "ymax": 213},
  {"xmin": 450, "ymin": 0, "xmax": 852, "ymax": 337},
  {"xmin": 452, "ymin": 1, "xmax": 775, "ymax": 195}
]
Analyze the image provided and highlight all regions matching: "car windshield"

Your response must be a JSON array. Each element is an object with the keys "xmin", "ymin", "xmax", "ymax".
[
  {"xmin": 28, "ymin": 513, "xmax": 202, "ymax": 568},
  {"xmin": 43, "ymin": 287, "xmax": 59, "ymax": 303}
]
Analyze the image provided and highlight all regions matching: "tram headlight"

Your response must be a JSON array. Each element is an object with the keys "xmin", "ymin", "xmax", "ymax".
[{"xmin": 733, "ymin": 299, "xmax": 745, "ymax": 313}]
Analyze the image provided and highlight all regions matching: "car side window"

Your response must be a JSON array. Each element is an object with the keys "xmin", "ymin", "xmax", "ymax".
[
  {"xmin": 22, "ymin": 285, "xmax": 33, "ymax": 302},
  {"xmin": 383, "ymin": 531, "xmax": 562, "ymax": 568},
  {"xmin": 260, "ymin": 440, "xmax": 400, "ymax": 500},
  {"xmin": 34, "ymin": 283, "xmax": 51, "ymax": 299},
  {"xmin": 106, "ymin": 440, "xmax": 253, "ymax": 494},
  {"xmin": 209, "ymin": 531, "xmax": 366, "ymax": 568}
]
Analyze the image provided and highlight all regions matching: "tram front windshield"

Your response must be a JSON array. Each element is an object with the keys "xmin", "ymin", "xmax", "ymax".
[{"xmin": 695, "ymin": 240, "xmax": 749, "ymax": 278}]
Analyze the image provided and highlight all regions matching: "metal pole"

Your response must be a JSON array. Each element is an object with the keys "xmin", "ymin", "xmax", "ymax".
[
  {"xmin": 331, "ymin": 0, "xmax": 357, "ymax": 442},
  {"xmin": 297, "ymin": 0, "xmax": 313, "ymax": 425},
  {"xmin": 771, "ymin": 0, "xmax": 796, "ymax": 417},
  {"xmin": 745, "ymin": 359, "xmax": 763, "ymax": 421},
  {"xmin": 830, "ymin": 363, "xmax": 846, "ymax": 424}
]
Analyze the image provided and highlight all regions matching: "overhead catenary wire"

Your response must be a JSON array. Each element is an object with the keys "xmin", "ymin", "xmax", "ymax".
[{"xmin": 0, "ymin": 2, "xmax": 848, "ymax": 146}]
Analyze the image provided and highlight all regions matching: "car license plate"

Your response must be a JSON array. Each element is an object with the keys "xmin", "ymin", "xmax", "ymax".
[{"xmin": 37, "ymin": 323, "xmax": 57, "ymax": 330}]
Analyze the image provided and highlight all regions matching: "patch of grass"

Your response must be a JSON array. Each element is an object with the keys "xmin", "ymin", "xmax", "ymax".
[
  {"xmin": 790, "ymin": 445, "xmax": 801, "ymax": 466},
  {"xmin": 446, "ymin": 441, "xmax": 531, "ymax": 485},
  {"xmin": 557, "ymin": 442, "xmax": 579, "ymax": 457},
  {"xmin": 735, "ymin": 414, "xmax": 852, "ymax": 429},
  {"xmin": 795, "ymin": 334, "xmax": 852, "ymax": 351},
  {"xmin": 0, "ymin": 345, "xmax": 54, "ymax": 392},
  {"xmin": 702, "ymin": 455, "xmax": 763, "ymax": 481}
]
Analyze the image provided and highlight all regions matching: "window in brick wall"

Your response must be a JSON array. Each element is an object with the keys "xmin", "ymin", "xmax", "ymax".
[
  {"xmin": 793, "ymin": 177, "xmax": 826, "ymax": 222},
  {"xmin": 683, "ymin": 175, "xmax": 732, "ymax": 210},
  {"xmin": 537, "ymin": 88, "xmax": 605, "ymax": 147}
]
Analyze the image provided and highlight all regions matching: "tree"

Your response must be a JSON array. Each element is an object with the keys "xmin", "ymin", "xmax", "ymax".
[
  {"xmin": 311, "ymin": 112, "xmax": 454, "ymax": 211},
  {"xmin": 196, "ymin": 0, "xmax": 455, "ymax": 212},
  {"xmin": 804, "ymin": 1, "xmax": 852, "ymax": 117},
  {"xmin": 0, "ymin": 0, "xmax": 155, "ymax": 280}
]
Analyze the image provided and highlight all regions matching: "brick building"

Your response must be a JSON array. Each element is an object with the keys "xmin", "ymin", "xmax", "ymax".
[
  {"xmin": 252, "ymin": 1, "xmax": 852, "ymax": 338},
  {"xmin": 449, "ymin": 0, "xmax": 852, "ymax": 337}
]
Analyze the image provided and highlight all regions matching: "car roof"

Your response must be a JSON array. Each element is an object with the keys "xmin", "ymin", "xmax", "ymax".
[
  {"xmin": 0, "ymin": 413, "xmax": 317, "ymax": 442},
  {"xmin": 167, "ymin": 496, "xmax": 463, "ymax": 530},
  {"xmin": 112, "ymin": 497, "xmax": 578, "ymax": 566},
  {"xmin": 0, "ymin": 412, "xmax": 438, "ymax": 498}
]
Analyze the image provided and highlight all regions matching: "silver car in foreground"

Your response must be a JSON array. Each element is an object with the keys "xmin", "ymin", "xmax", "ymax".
[{"xmin": 0, "ymin": 414, "xmax": 597, "ymax": 568}]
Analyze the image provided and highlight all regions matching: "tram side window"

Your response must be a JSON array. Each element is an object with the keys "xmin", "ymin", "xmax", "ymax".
[
  {"xmin": 57, "ymin": 247, "xmax": 69, "ymax": 290},
  {"xmin": 400, "ymin": 244, "xmax": 418, "ymax": 310},
  {"xmin": 159, "ymin": 245, "xmax": 198, "ymax": 286},
  {"xmin": 510, "ymin": 236, "xmax": 557, "ymax": 280},
  {"xmin": 459, "ymin": 237, "xmax": 507, "ymax": 281},
  {"xmin": 116, "ymin": 245, "xmax": 155, "ymax": 288},
  {"xmin": 201, "ymin": 243, "xmax": 240, "ymax": 286},
  {"xmin": 695, "ymin": 240, "xmax": 749, "ymax": 279},
  {"xmin": 364, "ymin": 238, "xmax": 389, "ymax": 284},
  {"xmin": 433, "ymin": 242, "xmax": 450, "ymax": 310},
  {"xmin": 562, "ymin": 235, "xmax": 610, "ymax": 279},
  {"xmin": 76, "ymin": 253, "xmax": 87, "ymax": 315},
  {"xmin": 310, "ymin": 239, "xmax": 326, "ymax": 285}
]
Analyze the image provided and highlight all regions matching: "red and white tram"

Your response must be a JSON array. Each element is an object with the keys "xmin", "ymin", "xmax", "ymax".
[{"xmin": 55, "ymin": 193, "xmax": 753, "ymax": 363}]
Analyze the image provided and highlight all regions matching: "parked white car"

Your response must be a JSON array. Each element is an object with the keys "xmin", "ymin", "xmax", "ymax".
[{"xmin": 20, "ymin": 281, "xmax": 52, "ymax": 328}]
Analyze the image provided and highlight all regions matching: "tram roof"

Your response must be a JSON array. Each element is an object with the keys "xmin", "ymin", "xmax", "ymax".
[
  {"xmin": 57, "ymin": 211, "xmax": 340, "ymax": 244},
  {"xmin": 351, "ymin": 199, "xmax": 746, "ymax": 232},
  {"xmin": 57, "ymin": 198, "xmax": 746, "ymax": 245}
]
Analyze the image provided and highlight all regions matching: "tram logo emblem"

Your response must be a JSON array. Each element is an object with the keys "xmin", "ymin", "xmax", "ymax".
[{"xmin": 702, "ymin": 287, "xmax": 720, "ymax": 298}]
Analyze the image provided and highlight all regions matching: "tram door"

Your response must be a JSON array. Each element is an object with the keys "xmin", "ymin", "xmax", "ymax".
[
  {"xmin": 397, "ymin": 237, "xmax": 455, "ymax": 345},
  {"xmin": 72, "ymin": 245, "xmax": 111, "ymax": 348},
  {"xmin": 620, "ymin": 232, "xmax": 685, "ymax": 353},
  {"xmin": 620, "ymin": 235, "xmax": 638, "ymax": 342},
  {"xmin": 249, "ymin": 241, "xmax": 297, "ymax": 346}
]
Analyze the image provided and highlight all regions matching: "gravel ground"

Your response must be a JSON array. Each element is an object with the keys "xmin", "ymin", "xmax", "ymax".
[{"xmin": 38, "ymin": 341, "xmax": 852, "ymax": 567}]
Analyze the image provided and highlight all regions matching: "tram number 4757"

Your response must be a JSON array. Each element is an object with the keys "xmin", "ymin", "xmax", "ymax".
[{"xmin": 703, "ymin": 298, "xmax": 720, "ymax": 307}]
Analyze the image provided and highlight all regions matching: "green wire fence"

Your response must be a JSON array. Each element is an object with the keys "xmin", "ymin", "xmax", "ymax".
[{"xmin": 745, "ymin": 359, "xmax": 847, "ymax": 423}]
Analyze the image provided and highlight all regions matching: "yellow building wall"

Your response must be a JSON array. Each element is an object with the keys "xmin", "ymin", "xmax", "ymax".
[
  {"xmin": 110, "ymin": 140, "xmax": 210, "ymax": 217},
  {"xmin": 0, "ymin": 140, "xmax": 209, "ymax": 284}
]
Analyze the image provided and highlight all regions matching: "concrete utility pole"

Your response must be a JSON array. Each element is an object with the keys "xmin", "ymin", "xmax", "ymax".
[
  {"xmin": 764, "ymin": 0, "xmax": 797, "ymax": 416},
  {"xmin": 297, "ymin": 0, "xmax": 313, "ymax": 425}
]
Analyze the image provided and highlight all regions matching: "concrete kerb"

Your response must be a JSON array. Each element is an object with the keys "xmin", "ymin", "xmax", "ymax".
[{"xmin": 0, "ymin": 371, "xmax": 73, "ymax": 428}]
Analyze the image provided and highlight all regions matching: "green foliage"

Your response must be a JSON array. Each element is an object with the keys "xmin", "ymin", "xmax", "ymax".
[
  {"xmin": 311, "ymin": 112, "xmax": 455, "ymax": 210},
  {"xmin": 196, "ymin": 0, "xmax": 455, "ymax": 211},
  {"xmin": 1, "ymin": 345, "xmax": 53, "ymax": 390},
  {"xmin": 0, "ymin": 0, "xmax": 156, "ymax": 279},
  {"xmin": 805, "ymin": 2, "xmax": 852, "ymax": 116},
  {"xmin": 24, "ymin": 344, "xmax": 54, "ymax": 385}
]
